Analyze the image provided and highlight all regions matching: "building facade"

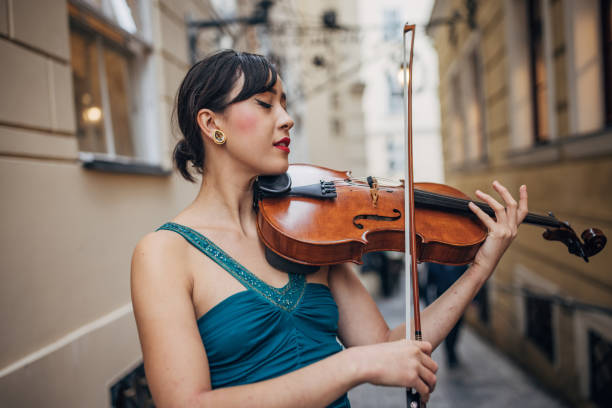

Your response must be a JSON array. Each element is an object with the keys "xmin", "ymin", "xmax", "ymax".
[
  {"xmin": 291, "ymin": 0, "xmax": 368, "ymax": 176},
  {"xmin": 428, "ymin": 1, "xmax": 612, "ymax": 407}
]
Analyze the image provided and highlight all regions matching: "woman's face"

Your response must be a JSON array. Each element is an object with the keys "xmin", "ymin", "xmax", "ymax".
[{"xmin": 216, "ymin": 77, "xmax": 294, "ymax": 176}]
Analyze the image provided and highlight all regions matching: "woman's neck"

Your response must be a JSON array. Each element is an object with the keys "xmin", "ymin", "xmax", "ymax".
[{"xmin": 186, "ymin": 161, "xmax": 258, "ymax": 237}]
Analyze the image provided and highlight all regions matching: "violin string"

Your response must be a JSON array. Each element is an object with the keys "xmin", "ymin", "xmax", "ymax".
[
  {"xmin": 325, "ymin": 177, "xmax": 402, "ymax": 187},
  {"xmin": 414, "ymin": 190, "xmax": 562, "ymax": 227},
  {"xmin": 317, "ymin": 178, "xmax": 561, "ymax": 228}
]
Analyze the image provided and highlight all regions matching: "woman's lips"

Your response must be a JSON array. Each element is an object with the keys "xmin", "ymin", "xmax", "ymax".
[{"xmin": 273, "ymin": 137, "xmax": 291, "ymax": 153}]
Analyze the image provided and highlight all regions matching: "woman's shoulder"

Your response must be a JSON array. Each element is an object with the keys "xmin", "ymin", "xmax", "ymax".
[
  {"xmin": 131, "ymin": 227, "xmax": 195, "ymax": 292},
  {"xmin": 134, "ymin": 226, "xmax": 191, "ymax": 259}
]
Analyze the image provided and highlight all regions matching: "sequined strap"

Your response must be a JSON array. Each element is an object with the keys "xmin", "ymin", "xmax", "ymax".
[{"xmin": 156, "ymin": 222, "xmax": 306, "ymax": 312}]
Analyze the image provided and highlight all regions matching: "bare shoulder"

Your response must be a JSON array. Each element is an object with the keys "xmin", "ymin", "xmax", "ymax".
[{"xmin": 130, "ymin": 230, "xmax": 193, "ymax": 299}]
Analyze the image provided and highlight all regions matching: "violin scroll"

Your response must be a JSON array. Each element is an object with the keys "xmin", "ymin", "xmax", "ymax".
[
  {"xmin": 542, "ymin": 223, "xmax": 607, "ymax": 262},
  {"xmin": 581, "ymin": 228, "xmax": 607, "ymax": 257}
]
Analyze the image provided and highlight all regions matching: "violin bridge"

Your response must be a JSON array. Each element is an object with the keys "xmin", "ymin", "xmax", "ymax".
[{"xmin": 367, "ymin": 176, "xmax": 379, "ymax": 207}]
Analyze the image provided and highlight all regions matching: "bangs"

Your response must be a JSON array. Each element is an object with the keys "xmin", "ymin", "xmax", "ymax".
[{"xmin": 228, "ymin": 52, "xmax": 278, "ymax": 104}]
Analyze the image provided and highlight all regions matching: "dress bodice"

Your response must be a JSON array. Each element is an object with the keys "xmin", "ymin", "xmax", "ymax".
[{"xmin": 157, "ymin": 222, "xmax": 350, "ymax": 408}]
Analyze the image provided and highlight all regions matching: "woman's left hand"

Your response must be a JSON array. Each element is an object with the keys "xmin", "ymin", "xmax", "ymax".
[{"xmin": 468, "ymin": 181, "xmax": 528, "ymax": 276}]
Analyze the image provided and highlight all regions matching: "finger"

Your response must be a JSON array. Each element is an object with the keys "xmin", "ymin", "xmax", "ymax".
[
  {"xmin": 415, "ymin": 340, "xmax": 433, "ymax": 355},
  {"xmin": 468, "ymin": 201, "xmax": 497, "ymax": 230},
  {"xmin": 419, "ymin": 352, "xmax": 438, "ymax": 373},
  {"xmin": 418, "ymin": 365, "xmax": 437, "ymax": 392},
  {"xmin": 413, "ymin": 378, "xmax": 430, "ymax": 402},
  {"xmin": 475, "ymin": 189, "xmax": 507, "ymax": 224},
  {"xmin": 517, "ymin": 184, "xmax": 528, "ymax": 224},
  {"xmin": 492, "ymin": 180, "xmax": 518, "ymax": 225}
]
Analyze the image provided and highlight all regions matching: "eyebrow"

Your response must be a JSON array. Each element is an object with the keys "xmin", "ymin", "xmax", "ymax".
[{"xmin": 265, "ymin": 88, "xmax": 287, "ymax": 101}]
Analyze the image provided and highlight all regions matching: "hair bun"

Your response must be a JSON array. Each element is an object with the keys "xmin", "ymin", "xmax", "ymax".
[{"xmin": 173, "ymin": 139, "xmax": 199, "ymax": 182}]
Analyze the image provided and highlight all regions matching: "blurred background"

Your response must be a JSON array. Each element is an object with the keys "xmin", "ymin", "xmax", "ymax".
[{"xmin": 0, "ymin": 0, "xmax": 611, "ymax": 407}]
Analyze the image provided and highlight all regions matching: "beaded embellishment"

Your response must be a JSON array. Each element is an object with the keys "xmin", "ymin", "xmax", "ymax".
[{"xmin": 157, "ymin": 222, "xmax": 306, "ymax": 312}]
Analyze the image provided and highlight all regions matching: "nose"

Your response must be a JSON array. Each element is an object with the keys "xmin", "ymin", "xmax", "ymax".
[{"xmin": 278, "ymin": 109, "xmax": 294, "ymax": 131}]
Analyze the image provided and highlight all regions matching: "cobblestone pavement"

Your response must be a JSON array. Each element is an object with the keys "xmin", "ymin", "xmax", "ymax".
[{"xmin": 347, "ymin": 273, "xmax": 567, "ymax": 408}]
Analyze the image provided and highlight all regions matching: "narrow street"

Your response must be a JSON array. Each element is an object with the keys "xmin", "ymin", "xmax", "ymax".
[{"xmin": 347, "ymin": 273, "xmax": 567, "ymax": 408}]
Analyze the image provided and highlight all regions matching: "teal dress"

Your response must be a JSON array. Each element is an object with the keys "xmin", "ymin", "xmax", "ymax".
[{"xmin": 157, "ymin": 222, "xmax": 351, "ymax": 408}]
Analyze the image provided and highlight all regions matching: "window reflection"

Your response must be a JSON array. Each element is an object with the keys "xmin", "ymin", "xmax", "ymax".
[
  {"xmin": 104, "ymin": 46, "xmax": 134, "ymax": 156},
  {"xmin": 70, "ymin": 25, "xmax": 135, "ymax": 157},
  {"xmin": 71, "ymin": 29, "xmax": 107, "ymax": 153}
]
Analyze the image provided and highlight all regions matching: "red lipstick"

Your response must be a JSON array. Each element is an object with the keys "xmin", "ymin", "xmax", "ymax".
[{"xmin": 273, "ymin": 137, "xmax": 291, "ymax": 153}]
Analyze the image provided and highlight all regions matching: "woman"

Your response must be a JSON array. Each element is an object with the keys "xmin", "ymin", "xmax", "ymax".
[{"xmin": 131, "ymin": 50, "xmax": 528, "ymax": 407}]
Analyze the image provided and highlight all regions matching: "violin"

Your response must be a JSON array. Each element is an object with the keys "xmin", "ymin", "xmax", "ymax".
[{"xmin": 253, "ymin": 163, "xmax": 607, "ymax": 271}]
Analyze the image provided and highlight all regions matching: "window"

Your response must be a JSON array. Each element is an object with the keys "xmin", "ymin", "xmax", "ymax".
[
  {"xmin": 589, "ymin": 329, "xmax": 612, "ymax": 408},
  {"xmin": 382, "ymin": 9, "xmax": 401, "ymax": 42},
  {"xmin": 514, "ymin": 265, "xmax": 559, "ymax": 366},
  {"xmin": 331, "ymin": 118, "xmax": 342, "ymax": 137},
  {"xmin": 68, "ymin": 0, "xmax": 162, "ymax": 172},
  {"xmin": 110, "ymin": 362, "xmax": 154, "ymax": 408},
  {"xmin": 71, "ymin": 27, "xmax": 135, "ymax": 156},
  {"xmin": 444, "ymin": 33, "xmax": 486, "ymax": 166},
  {"xmin": 386, "ymin": 71, "xmax": 403, "ymax": 114},
  {"xmin": 464, "ymin": 47, "xmax": 486, "ymax": 160},
  {"xmin": 448, "ymin": 74, "xmax": 465, "ymax": 166},
  {"xmin": 565, "ymin": 0, "xmax": 607, "ymax": 135},
  {"xmin": 525, "ymin": 295, "xmax": 555, "ymax": 362},
  {"xmin": 527, "ymin": 0, "xmax": 550, "ymax": 143},
  {"xmin": 602, "ymin": 0, "xmax": 612, "ymax": 127},
  {"xmin": 575, "ymin": 311, "xmax": 612, "ymax": 407}
]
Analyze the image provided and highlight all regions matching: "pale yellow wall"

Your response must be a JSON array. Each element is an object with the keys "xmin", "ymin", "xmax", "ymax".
[
  {"xmin": 430, "ymin": 1, "xmax": 612, "ymax": 407},
  {"xmin": 0, "ymin": 0, "xmax": 221, "ymax": 406}
]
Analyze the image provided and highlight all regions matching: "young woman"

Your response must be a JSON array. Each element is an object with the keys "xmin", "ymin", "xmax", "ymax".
[{"xmin": 131, "ymin": 50, "xmax": 528, "ymax": 408}]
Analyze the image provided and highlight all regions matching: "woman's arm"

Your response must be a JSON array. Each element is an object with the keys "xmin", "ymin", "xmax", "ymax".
[
  {"xmin": 131, "ymin": 232, "xmax": 438, "ymax": 408},
  {"xmin": 388, "ymin": 182, "xmax": 528, "ymax": 346},
  {"xmin": 335, "ymin": 182, "xmax": 528, "ymax": 349}
]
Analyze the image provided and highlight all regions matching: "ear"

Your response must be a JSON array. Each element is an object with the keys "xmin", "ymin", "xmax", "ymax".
[{"xmin": 196, "ymin": 108, "xmax": 223, "ymax": 143}]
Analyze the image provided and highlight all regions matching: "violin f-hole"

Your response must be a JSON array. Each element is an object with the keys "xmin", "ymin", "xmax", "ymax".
[{"xmin": 353, "ymin": 209, "xmax": 402, "ymax": 229}]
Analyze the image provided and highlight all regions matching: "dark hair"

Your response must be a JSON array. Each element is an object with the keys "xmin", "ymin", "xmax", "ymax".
[{"xmin": 173, "ymin": 50, "xmax": 278, "ymax": 182}]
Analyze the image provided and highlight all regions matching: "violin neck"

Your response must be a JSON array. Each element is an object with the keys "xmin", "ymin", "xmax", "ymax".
[{"xmin": 414, "ymin": 189, "xmax": 563, "ymax": 229}]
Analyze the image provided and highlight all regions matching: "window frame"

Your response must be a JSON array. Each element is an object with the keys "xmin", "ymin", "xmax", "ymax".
[
  {"xmin": 514, "ymin": 264, "xmax": 561, "ymax": 369},
  {"xmin": 504, "ymin": 0, "xmax": 612, "ymax": 164},
  {"xmin": 574, "ymin": 310, "xmax": 612, "ymax": 403},
  {"xmin": 563, "ymin": 0, "xmax": 607, "ymax": 135},
  {"xmin": 69, "ymin": 0, "xmax": 167, "ymax": 175},
  {"xmin": 527, "ymin": 0, "xmax": 556, "ymax": 144},
  {"xmin": 601, "ymin": 0, "xmax": 612, "ymax": 127}
]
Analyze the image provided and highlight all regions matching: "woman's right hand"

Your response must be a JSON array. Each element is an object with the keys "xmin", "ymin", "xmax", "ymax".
[{"xmin": 353, "ymin": 340, "xmax": 437, "ymax": 402}]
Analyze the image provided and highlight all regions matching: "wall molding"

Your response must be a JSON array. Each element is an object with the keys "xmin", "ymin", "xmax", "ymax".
[{"xmin": 0, "ymin": 303, "xmax": 133, "ymax": 379}]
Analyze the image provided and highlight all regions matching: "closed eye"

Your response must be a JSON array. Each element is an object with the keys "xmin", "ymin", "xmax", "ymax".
[{"xmin": 255, "ymin": 99, "xmax": 272, "ymax": 109}]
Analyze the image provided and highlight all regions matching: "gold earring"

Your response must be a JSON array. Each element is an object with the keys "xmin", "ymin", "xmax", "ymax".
[{"xmin": 213, "ymin": 129, "xmax": 226, "ymax": 145}]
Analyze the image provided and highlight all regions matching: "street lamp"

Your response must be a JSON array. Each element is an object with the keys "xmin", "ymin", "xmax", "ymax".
[{"xmin": 397, "ymin": 64, "xmax": 410, "ymax": 87}]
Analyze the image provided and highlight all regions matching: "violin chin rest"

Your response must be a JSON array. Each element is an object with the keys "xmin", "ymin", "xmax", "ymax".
[{"xmin": 257, "ymin": 173, "xmax": 292, "ymax": 195}]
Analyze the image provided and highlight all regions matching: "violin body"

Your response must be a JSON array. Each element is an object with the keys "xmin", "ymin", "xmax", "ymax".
[
  {"xmin": 255, "ymin": 164, "xmax": 606, "ymax": 269},
  {"xmin": 256, "ymin": 164, "xmax": 487, "ymax": 267}
]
